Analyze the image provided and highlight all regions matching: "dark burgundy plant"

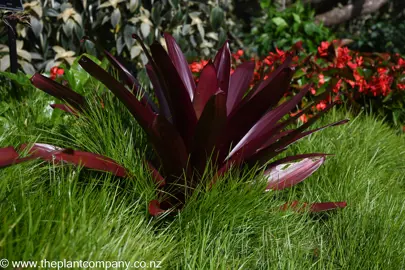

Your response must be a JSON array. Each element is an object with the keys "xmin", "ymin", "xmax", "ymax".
[{"xmin": 0, "ymin": 33, "xmax": 348, "ymax": 216}]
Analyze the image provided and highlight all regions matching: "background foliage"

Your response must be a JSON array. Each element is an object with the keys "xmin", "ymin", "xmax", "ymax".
[
  {"xmin": 244, "ymin": 0, "xmax": 333, "ymax": 56},
  {"xmin": 0, "ymin": 0, "xmax": 240, "ymax": 73},
  {"xmin": 334, "ymin": 1, "xmax": 405, "ymax": 54}
]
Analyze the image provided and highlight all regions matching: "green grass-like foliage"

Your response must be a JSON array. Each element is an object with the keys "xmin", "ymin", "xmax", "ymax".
[{"xmin": 0, "ymin": 108, "xmax": 404, "ymax": 267}]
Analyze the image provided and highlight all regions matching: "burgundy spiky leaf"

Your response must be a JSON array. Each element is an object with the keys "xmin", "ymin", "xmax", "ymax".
[
  {"xmin": 227, "ymin": 84, "xmax": 312, "ymax": 161},
  {"xmin": 149, "ymin": 42, "xmax": 197, "ymax": 146},
  {"xmin": 227, "ymin": 61, "xmax": 255, "ymax": 115},
  {"xmin": 213, "ymin": 41, "xmax": 231, "ymax": 95},
  {"xmin": 250, "ymin": 102, "xmax": 347, "ymax": 165},
  {"xmin": 164, "ymin": 33, "xmax": 196, "ymax": 100},
  {"xmin": 0, "ymin": 144, "xmax": 128, "ymax": 177},
  {"xmin": 21, "ymin": 143, "xmax": 128, "ymax": 177},
  {"xmin": 310, "ymin": 202, "xmax": 347, "ymax": 212},
  {"xmin": 149, "ymin": 115, "xmax": 190, "ymax": 181},
  {"xmin": 145, "ymin": 64, "xmax": 172, "ymax": 121},
  {"xmin": 104, "ymin": 50, "xmax": 158, "ymax": 112},
  {"xmin": 148, "ymin": 200, "xmax": 165, "ymax": 216},
  {"xmin": 30, "ymin": 73, "xmax": 86, "ymax": 111},
  {"xmin": 78, "ymin": 56, "xmax": 156, "ymax": 134},
  {"xmin": 218, "ymin": 65, "xmax": 295, "ymax": 162},
  {"xmin": 190, "ymin": 91, "xmax": 227, "ymax": 174},
  {"xmin": 281, "ymin": 201, "xmax": 347, "ymax": 212},
  {"xmin": 0, "ymin": 146, "xmax": 19, "ymax": 167},
  {"xmin": 192, "ymin": 62, "xmax": 219, "ymax": 119}
]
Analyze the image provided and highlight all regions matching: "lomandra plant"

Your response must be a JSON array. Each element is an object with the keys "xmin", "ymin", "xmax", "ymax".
[{"xmin": 0, "ymin": 34, "xmax": 348, "ymax": 216}]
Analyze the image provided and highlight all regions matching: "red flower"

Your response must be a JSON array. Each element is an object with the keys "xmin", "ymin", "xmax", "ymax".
[
  {"xmin": 333, "ymin": 79, "xmax": 342, "ymax": 93},
  {"xmin": 398, "ymin": 58, "xmax": 405, "ymax": 68},
  {"xmin": 347, "ymin": 56, "xmax": 363, "ymax": 70},
  {"xmin": 316, "ymin": 101, "xmax": 327, "ymax": 111},
  {"xmin": 317, "ymin": 41, "xmax": 330, "ymax": 57},
  {"xmin": 232, "ymin": 49, "xmax": 244, "ymax": 60},
  {"xmin": 50, "ymin": 66, "xmax": 64, "ymax": 80},
  {"xmin": 397, "ymin": 83, "xmax": 405, "ymax": 90},
  {"xmin": 310, "ymin": 87, "xmax": 316, "ymax": 95},
  {"xmin": 336, "ymin": 47, "xmax": 352, "ymax": 68},
  {"xmin": 377, "ymin": 67, "xmax": 388, "ymax": 74},
  {"xmin": 275, "ymin": 47, "xmax": 285, "ymax": 57},
  {"xmin": 318, "ymin": 74, "xmax": 325, "ymax": 86},
  {"xmin": 189, "ymin": 60, "xmax": 208, "ymax": 73},
  {"xmin": 299, "ymin": 114, "xmax": 308, "ymax": 123},
  {"xmin": 292, "ymin": 41, "xmax": 303, "ymax": 51},
  {"xmin": 369, "ymin": 73, "xmax": 393, "ymax": 96}
]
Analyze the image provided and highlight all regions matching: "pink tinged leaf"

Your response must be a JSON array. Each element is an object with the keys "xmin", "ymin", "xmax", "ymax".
[
  {"xmin": 146, "ymin": 161, "xmax": 166, "ymax": 187},
  {"xmin": 190, "ymin": 91, "xmax": 227, "ymax": 174},
  {"xmin": 21, "ymin": 143, "xmax": 128, "ymax": 177},
  {"xmin": 265, "ymin": 157, "xmax": 326, "ymax": 190},
  {"xmin": 149, "ymin": 43, "xmax": 197, "ymax": 146},
  {"xmin": 227, "ymin": 61, "xmax": 255, "ymax": 115},
  {"xmin": 0, "ymin": 147, "xmax": 19, "ymax": 167},
  {"xmin": 50, "ymin": 104, "xmax": 79, "ymax": 117},
  {"xmin": 213, "ymin": 41, "xmax": 231, "ymax": 94},
  {"xmin": 30, "ymin": 73, "xmax": 86, "ymax": 111},
  {"xmin": 148, "ymin": 200, "xmax": 165, "ymax": 216},
  {"xmin": 145, "ymin": 64, "xmax": 172, "ymax": 121},
  {"xmin": 164, "ymin": 33, "xmax": 196, "ymax": 100},
  {"xmin": 266, "ymin": 153, "xmax": 332, "ymax": 170},
  {"xmin": 280, "ymin": 201, "xmax": 347, "ymax": 212},
  {"xmin": 193, "ymin": 62, "xmax": 219, "ymax": 119},
  {"xmin": 78, "ymin": 56, "xmax": 156, "ymax": 135}
]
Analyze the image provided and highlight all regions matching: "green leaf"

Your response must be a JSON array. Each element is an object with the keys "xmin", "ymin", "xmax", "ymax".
[
  {"xmin": 292, "ymin": 13, "xmax": 301, "ymax": 23},
  {"xmin": 210, "ymin": 6, "xmax": 225, "ymax": 29},
  {"xmin": 0, "ymin": 71, "xmax": 31, "ymax": 87},
  {"xmin": 0, "ymin": 101, "xmax": 10, "ymax": 114},
  {"xmin": 272, "ymin": 17, "xmax": 288, "ymax": 28},
  {"xmin": 64, "ymin": 54, "xmax": 101, "ymax": 93},
  {"xmin": 303, "ymin": 22, "xmax": 318, "ymax": 36},
  {"xmin": 292, "ymin": 69, "xmax": 306, "ymax": 79},
  {"xmin": 111, "ymin": 8, "xmax": 121, "ymax": 28}
]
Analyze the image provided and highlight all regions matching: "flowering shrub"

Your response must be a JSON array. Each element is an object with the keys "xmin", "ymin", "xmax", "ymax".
[{"xmin": 190, "ymin": 41, "xmax": 405, "ymax": 127}]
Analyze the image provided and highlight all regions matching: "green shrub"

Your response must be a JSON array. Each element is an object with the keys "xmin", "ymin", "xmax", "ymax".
[
  {"xmin": 245, "ymin": 0, "xmax": 333, "ymax": 56},
  {"xmin": 335, "ymin": 6, "xmax": 405, "ymax": 54}
]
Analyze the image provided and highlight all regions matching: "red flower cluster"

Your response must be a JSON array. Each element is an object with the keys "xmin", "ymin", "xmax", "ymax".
[
  {"xmin": 189, "ymin": 60, "xmax": 209, "ymax": 73},
  {"xmin": 50, "ymin": 66, "xmax": 64, "ymax": 80},
  {"xmin": 189, "ymin": 40, "xmax": 405, "ymax": 127}
]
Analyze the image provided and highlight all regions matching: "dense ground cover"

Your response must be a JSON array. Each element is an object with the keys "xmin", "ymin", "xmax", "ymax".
[{"xmin": 0, "ymin": 82, "xmax": 404, "ymax": 268}]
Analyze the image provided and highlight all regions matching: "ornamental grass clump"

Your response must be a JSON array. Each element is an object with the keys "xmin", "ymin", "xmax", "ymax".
[{"xmin": 0, "ymin": 33, "xmax": 348, "ymax": 216}]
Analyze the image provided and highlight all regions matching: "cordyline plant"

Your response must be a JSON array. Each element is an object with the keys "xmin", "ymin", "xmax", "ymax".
[{"xmin": 0, "ymin": 33, "xmax": 348, "ymax": 216}]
